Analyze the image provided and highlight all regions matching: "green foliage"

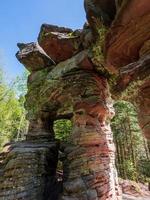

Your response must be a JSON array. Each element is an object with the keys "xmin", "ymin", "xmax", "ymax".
[
  {"xmin": 138, "ymin": 159, "xmax": 150, "ymax": 181},
  {"xmin": 0, "ymin": 68, "xmax": 28, "ymax": 150},
  {"xmin": 112, "ymin": 100, "xmax": 150, "ymax": 182},
  {"xmin": 91, "ymin": 25, "xmax": 107, "ymax": 70},
  {"xmin": 13, "ymin": 70, "xmax": 29, "ymax": 96},
  {"xmin": 54, "ymin": 119, "xmax": 72, "ymax": 142},
  {"xmin": 124, "ymin": 160, "xmax": 137, "ymax": 181}
]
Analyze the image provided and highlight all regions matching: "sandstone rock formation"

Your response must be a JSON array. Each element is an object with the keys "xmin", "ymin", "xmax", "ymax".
[
  {"xmin": 0, "ymin": 141, "xmax": 59, "ymax": 200},
  {"xmin": 104, "ymin": 0, "xmax": 150, "ymax": 140},
  {"xmin": 0, "ymin": 0, "xmax": 149, "ymax": 199},
  {"xmin": 120, "ymin": 179, "xmax": 150, "ymax": 200}
]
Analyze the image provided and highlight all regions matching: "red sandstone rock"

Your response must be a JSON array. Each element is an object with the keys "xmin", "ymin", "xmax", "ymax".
[
  {"xmin": 75, "ymin": 50, "xmax": 94, "ymax": 70},
  {"xmin": 105, "ymin": 0, "xmax": 150, "ymax": 73},
  {"xmin": 113, "ymin": 55, "xmax": 150, "ymax": 95},
  {"xmin": 120, "ymin": 179, "xmax": 150, "ymax": 198},
  {"xmin": 38, "ymin": 24, "xmax": 83, "ymax": 64},
  {"xmin": 16, "ymin": 42, "xmax": 55, "ymax": 72},
  {"xmin": 11, "ymin": 1, "xmax": 150, "ymax": 200},
  {"xmin": 136, "ymin": 79, "xmax": 150, "ymax": 139},
  {"xmin": 103, "ymin": 0, "xmax": 150, "ymax": 140}
]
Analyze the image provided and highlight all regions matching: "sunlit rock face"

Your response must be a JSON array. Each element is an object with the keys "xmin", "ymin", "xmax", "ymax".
[
  {"xmin": 104, "ymin": 0, "xmax": 150, "ymax": 141},
  {"xmin": 16, "ymin": 42, "xmax": 55, "ymax": 72},
  {"xmin": 38, "ymin": 24, "xmax": 83, "ymax": 64},
  {"xmin": 105, "ymin": 0, "xmax": 150, "ymax": 73},
  {"xmin": 60, "ymin": 77, "xmax": 121, "ymax": 199},
  {"xmin": 15, "ymin": 23, "xmax": 121, "ymax": 199},
  {"xmin": 17, "ymin": 39, "xmax": 121, "ymax": 199}
]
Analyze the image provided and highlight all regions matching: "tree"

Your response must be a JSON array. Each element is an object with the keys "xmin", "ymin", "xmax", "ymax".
[
  {"xmin": 111, "ymin": 101, "xmax": 150, "ymax": 182},
  {"xmin": 54, "ymin": 119, "xmax": 72, "ymax": 142},
  {"xmin": 13, "ymin": 70, "xmax": 29, "ymax": 96},
  {"xmin": 0, "ymin": 68, "xmax": 28, "ymax": 150}
]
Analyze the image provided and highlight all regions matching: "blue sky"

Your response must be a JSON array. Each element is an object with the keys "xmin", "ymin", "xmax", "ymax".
[{"xmin": 0, "ymin": 0, "xmax": 85, "ymax": 80}]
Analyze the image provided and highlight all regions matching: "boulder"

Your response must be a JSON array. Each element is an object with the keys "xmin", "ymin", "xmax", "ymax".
[
  {"xmin": 38, "ymin": 24, "xmax": 83, "ymax": 63},
  {"xmin": 16, "ymin": 42, "xmax": 55, "ymax": 72}
]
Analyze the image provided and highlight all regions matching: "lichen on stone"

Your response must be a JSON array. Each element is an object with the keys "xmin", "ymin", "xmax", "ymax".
[
  {"xmin": 91, "ymin": 25, "xmax": 107, "ymax": 70},
  {"xmin": 120, "ymin": 75, "xmax": 150, "ymax": 102}
]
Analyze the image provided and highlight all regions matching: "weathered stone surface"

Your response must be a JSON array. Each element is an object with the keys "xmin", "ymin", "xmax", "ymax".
[
  {"xmin": 105, "ymin": 0, "xmax": 150, "ymax": 73},
  {"xmin": 123, "ymin": 195, "xmax": 150, "ymax": 200},
  {"xmin": 27, "ymin": 118, "xmax": 55, "ymax": 140},
  {"xmin": 39, "ymin": 24, "xmax": 73, "ymax": 35},
  {"xmin": 135, "ymin": 79, "xmax": 150, "ymax": 139},
  {"xmin": 112, "ymin": 55, "xmax": 150, "ymax": 97},
  {"xmin": 101, "ymin": 0, "xmax": 150, "ymax": 141},
  {"xmin": 25, "ymin": 51, "xmax": 94, "ymax": 123},
  {"xmin": 80, "ymin": 24, "xmax": 94, "ymax": 49},
  {"xmin": 120, "ymin": 179, "xmax": 150, "ymax": 199},
  {"xmin": 110, "ymin": 45, "xmax": 150, "ymax": 140},
  {"xmin": 84, "ymin": 0, "xmax": 116, "ymax": 33},
  {"xmin": 38, "ymin": 24, "xmax": 83, "ymax": 64},
  {"xmin": 59, "ymin": 76, "xmax": 121, "ymax": 200},
  {"xmin": 17, "ymin": 42, "xmax": 121, "ymax": 199},
  {"xmin": 16, "ymin": 42, "xmax": 55, "ymax": 72},
  {"xmin": 0, "ymin": 140, "xmax": 60, "ymax": 200}
]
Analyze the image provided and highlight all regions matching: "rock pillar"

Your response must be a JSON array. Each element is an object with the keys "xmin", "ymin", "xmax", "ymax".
[{"xmin": 61, "ymin": 76, "xmax": 121, "ymax": 200}]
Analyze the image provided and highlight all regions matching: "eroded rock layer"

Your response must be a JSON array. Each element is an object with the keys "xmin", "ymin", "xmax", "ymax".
[
  {"xmin": 105, "ymin": 0, "xmax": 150, "ymax": 72},
  {"xmin": 21, "ymin": 44, "xmax": 121, "ymax": 199},
  {"xmin": 61, "ymin": 77, "xmax": 121, "ymax": 199},
  {"xmin": 0, "ymin": 140, "xmax": 59, "ymax": 200}
]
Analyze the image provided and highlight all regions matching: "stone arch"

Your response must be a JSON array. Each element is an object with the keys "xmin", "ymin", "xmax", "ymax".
[{"xmin": 24, "ymin": 65, "xmax": 120, "ymax": 199}]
